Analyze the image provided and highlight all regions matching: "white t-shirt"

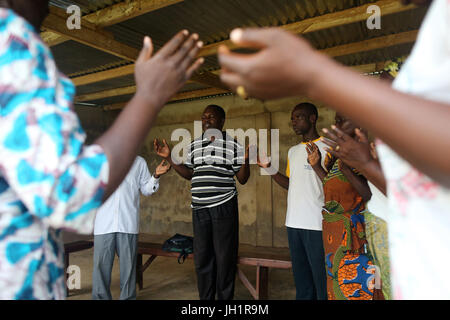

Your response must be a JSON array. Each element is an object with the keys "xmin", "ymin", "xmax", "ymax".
[
  {"xmin": 376, "ymin": 0, "xmax": 450, "ymax": 300},
  {"xmin": 94, "ymin": 156, "xmax": 160, "ymax": 235},
  {"xmin": 285, "ymin": 137, "xmax": 327, "ymax": 231}
]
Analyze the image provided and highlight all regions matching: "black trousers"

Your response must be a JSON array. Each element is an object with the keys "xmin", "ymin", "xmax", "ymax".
[
  {"xmin": 287, "ymin": 227, "xmax": 327, "ymax": 300},
  {"xmin": 192, "ymin": 196, "xmax": 239, "ymax": 300}
]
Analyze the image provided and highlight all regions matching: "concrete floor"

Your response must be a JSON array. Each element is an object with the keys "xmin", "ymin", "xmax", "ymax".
[{"xmin": 66, "ymin": 246, "xmax": 297, "ymax": 300}]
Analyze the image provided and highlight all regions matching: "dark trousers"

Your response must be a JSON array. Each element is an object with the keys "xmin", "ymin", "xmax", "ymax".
[
  {"xmin": 192, "ymin": 196, "xmax": 239, "ymax": 300},
  {"xmin": 287, "ymin": 227, "xmax": 327, "ymax": 300}
]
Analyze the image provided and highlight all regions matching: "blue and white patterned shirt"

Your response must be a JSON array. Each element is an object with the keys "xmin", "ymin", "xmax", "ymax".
[{"xmin": 0, "ymin": 9, "xmax": 109, "ymax": 299}]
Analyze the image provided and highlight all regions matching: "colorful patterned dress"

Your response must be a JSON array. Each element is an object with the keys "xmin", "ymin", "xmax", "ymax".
[
  {"xmin": 0, "ymin": 9, "xmax": 109, "ymax": 299},
  {"xmin": 364, "ymin": 211, "xmax": 391, "ymax": 299},
  {"xmin": 321, "ymin": 159, "xmax": 376, "ymax": 300}
]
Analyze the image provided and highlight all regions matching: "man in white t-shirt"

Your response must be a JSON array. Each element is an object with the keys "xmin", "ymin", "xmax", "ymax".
[
  {"xmin": 92, "ymin": 156, "xmax": 170, "ymax": 300},
  {"xmin": 258, "ymin": 103, "xmax": 327, "ymax": 300}
]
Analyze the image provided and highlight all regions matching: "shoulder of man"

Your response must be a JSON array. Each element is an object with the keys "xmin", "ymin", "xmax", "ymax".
[
  {"xmin": 134, "ymin": 156, "xmax": 149, "ymax": 172},
  {"xmin": 315, "ymin": 137, "xmax": 329, "ymax": 152},
  {"xmin": 135, "ymin": 155, "xmax": 145, "ymax": 164},
  {"xmin": 287, "ymin": 143, "xmax": 303, "ymax": 155}
]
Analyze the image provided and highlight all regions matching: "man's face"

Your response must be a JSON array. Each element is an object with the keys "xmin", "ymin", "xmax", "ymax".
[
  {"xmin": 291, "ymin": 108, "xmax": 312, "ymax": 135},
  {"xmin": 201, "ymin": 108, "xmax": 224, "ymax": 132}
]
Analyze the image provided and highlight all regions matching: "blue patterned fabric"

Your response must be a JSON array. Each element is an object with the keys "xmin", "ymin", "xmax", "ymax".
[{"xmin": 0, "ymin": 9, "xmax": 109, "ymax": 299}]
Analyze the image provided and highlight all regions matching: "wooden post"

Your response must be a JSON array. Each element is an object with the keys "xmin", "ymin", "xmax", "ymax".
[{"xmin": 256, "ymin": 266, "xmax": 269, "ymax": 300}]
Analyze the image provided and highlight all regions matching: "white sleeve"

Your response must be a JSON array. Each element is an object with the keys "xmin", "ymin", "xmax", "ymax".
[{"xmin": 139, "ymin": 159, "xmax": 159, "ymax": 196}]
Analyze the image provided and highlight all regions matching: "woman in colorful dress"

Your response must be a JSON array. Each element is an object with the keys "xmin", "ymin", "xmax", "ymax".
[
  {"xmin": 306, "ymin": 114, "xmax": 377, "ymax": 300},
  {"xmin": 317, "ymin": 62, "xmax": 405, "ymax": 300}
]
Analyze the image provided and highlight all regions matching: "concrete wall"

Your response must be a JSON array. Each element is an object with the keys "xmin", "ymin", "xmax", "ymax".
[{"xmin": 76, "ymin": 95, "xmax": 336, "ymax": 248}]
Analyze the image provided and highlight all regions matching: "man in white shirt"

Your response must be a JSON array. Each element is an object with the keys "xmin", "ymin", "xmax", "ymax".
[
  {"xmin": 92, "ymin": 156, "xmax": 170, "ymax": 300},
  {"xmin": 258, "ymin": 103, "xmax": 327, "ymax": 300}
]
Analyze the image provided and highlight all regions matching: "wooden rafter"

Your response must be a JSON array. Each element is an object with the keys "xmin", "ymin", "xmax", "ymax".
[
  {"xmin": 41, "ymin": 30, "xmax": 68, "ymax": 46},
  {"xmin": 100, "ymin": 87, "xmax": 230, "ymax": 111},
  {"xmin": 42, "ymin": 10, "xmax": 140, "ymax": 61},
  {"xmin": 73, "ymin": 70, "xmax": 228, "ymax": 102},
  {"xmin": 321, "ymin": 30, "xmax": 418, "ymax": 57},
  {"xmin": 190, "ymin": 71, "xmax": 230, "ymax": 91},
  {"xmin": 72, "ymin": 64, "xmax": 135, "ymax": 86},
  {"xmin": 171, "ymin": 88, "xmax": 229, "ymax": 101},
  {"xmin": 73, "ymin": 71, "xmax": 222, "ymax": 102},
  {"xmin": 75, "ymin": 85, "xmax": 136, "ymax": 102},
  {"xmin": 43, "ymin": 0, "xmax": 184, "ymax": 47}
]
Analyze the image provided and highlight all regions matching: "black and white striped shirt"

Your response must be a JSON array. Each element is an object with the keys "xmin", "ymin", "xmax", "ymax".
[{"xmin": 185, "ymin": 132, "xmax": 244, "ymax": 210}]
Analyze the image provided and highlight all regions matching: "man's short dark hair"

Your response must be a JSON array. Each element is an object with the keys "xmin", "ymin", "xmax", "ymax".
[
  {"xmin": 206, "ymin": 104, "xmax": 226, "ymax": 121},
  {"xmin": 294, "ymin": 102, "xmax": 318, "ymax": 121}
]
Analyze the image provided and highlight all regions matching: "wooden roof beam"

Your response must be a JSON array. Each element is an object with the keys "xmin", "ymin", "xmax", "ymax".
[
  {"xmin": 43, "ymin": 0, "xmax": 183, "ymax": 47},
  {"xmin": 74, "ymin": 71, "xmax": 225, "ymax": 102},
  {"xmin": 100, "ymin": 87, "xmax": 230, "ymax": 111},
  {"xmin": 75, "ymin": 85, "xmax": 137, "ymax": 103},
  {"xmin": 190, "ymin": 71, "xmax": 230, "ymax": 91},
  {"xmin": 72, "ymin": 64, "xmax": 136, "ymax": 87},
  {"xmin": 321, "ymin": 30, "xmax": 418, "ymax": 57},
  {"xmin": 42, "ymin": 10, "xmax": 140, "ymax": 61}
]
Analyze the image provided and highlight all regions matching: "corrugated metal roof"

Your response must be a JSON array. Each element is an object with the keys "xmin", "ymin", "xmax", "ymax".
[
  {"xmin": 47, "ymin": 0, "xmax": 426, "ymax": 107},
  {"xmin": 52, "ymin": 40, "xmax": 124, "ymax": 75}
]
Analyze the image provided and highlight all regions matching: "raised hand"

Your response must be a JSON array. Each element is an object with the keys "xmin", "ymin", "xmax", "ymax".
[
  {"xmin": 153, "ymin": 138, "xmax": 171, "ymax": 159},
  {"xmin": 306, "ymin": 142, "xmax": 321, "ymax": 167},
  {"xmin": 154, "ymin": 159, "xmax": 171, "ymax": 178},
  {"xmin": 245, "ymin": 145, "xmax": 257, "ymax": 162},
  {"xmin": 256, "ymin": 150, "xmax": 271, "ymax": 169},
  {"xmin": 135, "ymin": 31, "xmax": 204, "ymax": 109},
  {"xmin": 322, "ymin": 126, "xmax": 373, "ymax": 170},
  {"xmin": 218, "ymin": 28, "xmax": 323, "ymax": 100}
]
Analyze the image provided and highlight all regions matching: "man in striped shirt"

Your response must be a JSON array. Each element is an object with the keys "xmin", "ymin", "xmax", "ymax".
[{"xmin": 154, "ymin": 104, "xmax": 250, "ymax": 300}]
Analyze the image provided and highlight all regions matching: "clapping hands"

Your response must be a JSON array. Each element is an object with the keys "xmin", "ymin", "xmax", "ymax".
[{"xmin": 154, "ymin": 159, "xmax": 171, "ymax": 178}]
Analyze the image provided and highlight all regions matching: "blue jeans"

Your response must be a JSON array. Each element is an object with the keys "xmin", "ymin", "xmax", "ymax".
[{"xmin": 287, "ymin": 227, "xmax": 327, "ymax": 300}]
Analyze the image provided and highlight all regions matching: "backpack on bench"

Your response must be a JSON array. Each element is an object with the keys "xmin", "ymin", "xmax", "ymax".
[{"xmin": 162, "ymin": 234, "xmax": 193, "ymax": 264}]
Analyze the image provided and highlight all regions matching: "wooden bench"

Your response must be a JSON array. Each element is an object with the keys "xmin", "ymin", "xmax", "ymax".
[
  {"xmin": 136, "ymin": 236, "xmax": 291, "ymax": 300},
  {"xmin": 236, "ymin": 251, "xmax": 292, "ymax": 300}
]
